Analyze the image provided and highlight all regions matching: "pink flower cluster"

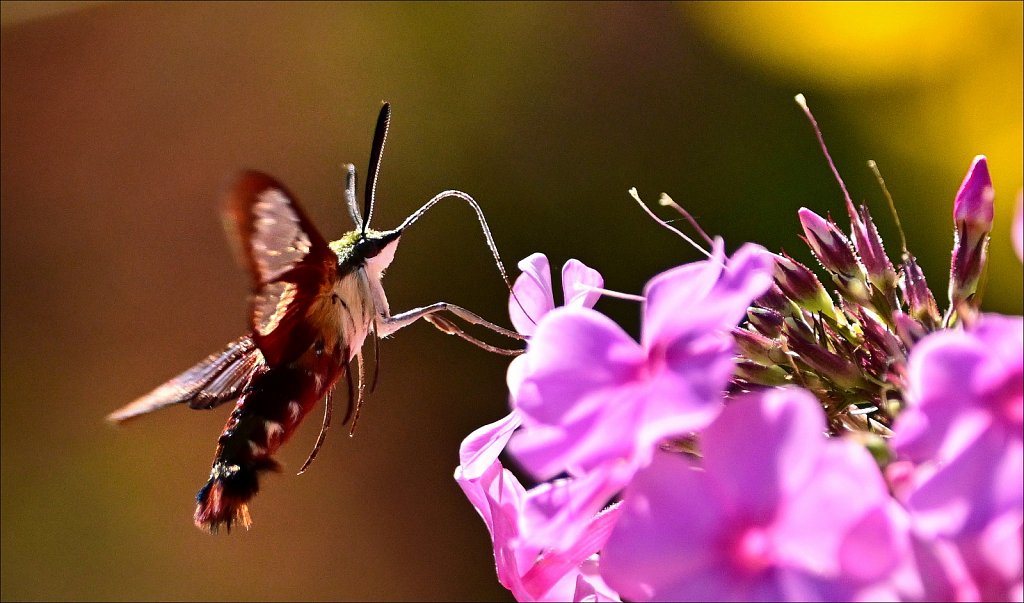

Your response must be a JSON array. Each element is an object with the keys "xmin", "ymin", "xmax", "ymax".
[{"xmin": 455, "ymin": 163, "xmax": 1024, "ymax": 601}]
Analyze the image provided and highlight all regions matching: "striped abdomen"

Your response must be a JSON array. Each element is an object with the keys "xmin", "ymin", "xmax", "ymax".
[{"xmin": 194, "ymin": 348, "xmax": 345, "ymax": 532}]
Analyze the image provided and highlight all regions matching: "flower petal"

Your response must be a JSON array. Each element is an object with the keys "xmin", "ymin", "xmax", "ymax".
[
  {"xmin": 642, "ymin": 243, "xmax": 774, "ymax": 350},
  {"xmin": 513, "ymin": 307, "xmax": 642, "ymax": 427},
  {"xmin": 511, "ymin": 253, "xmax": 556, "ymax": 336},
  {"xmin": 561, "ymin": 259, "xmax": 604, "ymax": 309},
  {"xmin": 702, "ymin": 388, "xmax": 825, "ymax": 519},
  {"xmin": 458, "ymin": 410, "xmax": 522, "ymax": 480}
]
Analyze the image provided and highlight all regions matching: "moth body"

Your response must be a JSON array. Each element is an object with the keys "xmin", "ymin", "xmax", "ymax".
[{"xmin": 108, "ymin": 103, "xmax": 521, "ymax": 532}]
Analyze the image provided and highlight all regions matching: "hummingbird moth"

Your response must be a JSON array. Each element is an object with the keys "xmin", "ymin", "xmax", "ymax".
[{"xmin": 108, "ymin": 103, "xmax": 522, "ymax": 532}]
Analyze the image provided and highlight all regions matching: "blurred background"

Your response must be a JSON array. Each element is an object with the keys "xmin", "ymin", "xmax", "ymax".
[{"xmin": 2, "ymin": 2, "xmax": 1021, "ymax": 600}]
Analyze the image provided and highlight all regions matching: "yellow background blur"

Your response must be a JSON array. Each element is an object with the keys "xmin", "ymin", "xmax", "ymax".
[{"xmin": 2, "ymin": 2, "xmax": 1021, "ymax": 601}]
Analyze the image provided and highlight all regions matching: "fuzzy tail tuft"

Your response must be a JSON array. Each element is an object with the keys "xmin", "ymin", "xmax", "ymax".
[{"xmin": 193, "ymin": 459, "xmax": 278, "ymax": 533}]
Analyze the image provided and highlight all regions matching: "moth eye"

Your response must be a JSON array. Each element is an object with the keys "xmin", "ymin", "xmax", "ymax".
[{"xmin": 252, "ymin": 189, "xmax": 313, "ymax": 282}]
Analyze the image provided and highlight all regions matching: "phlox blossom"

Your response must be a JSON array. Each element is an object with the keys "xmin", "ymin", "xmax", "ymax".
[
  {"xmin": 507, "ymin": 242, "xmax": 774, "ymax": 483},
  {"xmin": 600, "ymin": 388, "xmax": 911, "ymax": 602},
  {"xmin": 454, "ymin": 411, "xmax": 621, "ymax": 602},
  {"xmin": 508, "ymin": 252, "xmax": 604, "ymax": 336},
  {"xmin": 891, "ymin": 313, "xmax": 1024, "ymax": 601}
]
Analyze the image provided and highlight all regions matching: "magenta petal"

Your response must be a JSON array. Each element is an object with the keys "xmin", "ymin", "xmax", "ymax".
[
  {"xmin": 521, "ymin": 464, "xmax": 632, "ymax": 553},
  {"xmin": 571, "ymin": 556, "xmax": 621, "ymax": 602},
  {"xmin": 894, "ymin": 314, "xmax": 1024, "ymax": 463},
  {"xmin": 519, "ymin": 504, "xmax": 623, "ymax": 600},
  {"xmin": 509, "ymin": 386, "xmax": 641, "ymax": 478},
  {"xmin": 906, "ymin": 428, "xmax": 1024, "ymax": 538},
  {"xmin": 510, "ymin": 253, "xmax": 556, "ymax": 336},
  {"xmin": 601, "ymin": 450, "xmax": 728, "ymax": 601},
  {"xmin": 894, "ymin": 330, "xmax": 988, "ymax": 461},
  {"xmin": 561, "ymin": 259, "xmax": 604, "ymax": 310},
  {"xmin": 633, "ymin": 365, "xmax": 727, "ymax": 461},
  {"xmin": 514, "ymin": 307, "xmax": 642, "ymax": 427},
  {"xmin": 702, "ymin": 388, "xmax": 826, "ymax": 519},
  {"xmin": 776, "ymin": 439, "xmax": 905, "ymax": 580},
  {"xmin": 642, "ymin": 243, "xmax": 774, "ymax": 349},
  {"xmin": 642, "ymin": 248, "xmax": 724, "ymax": 349},
  {"xmin": 458, "ymin": 410, "xmax": 522, "ymax": 480}
]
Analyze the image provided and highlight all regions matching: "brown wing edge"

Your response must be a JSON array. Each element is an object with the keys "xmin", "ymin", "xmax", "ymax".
[{"xmin": 107, "ymin": 336, "xmax": 263, "ymax": 424}]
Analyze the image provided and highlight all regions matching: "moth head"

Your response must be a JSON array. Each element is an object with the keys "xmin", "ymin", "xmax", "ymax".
[{"xmin": 330, "ymin": 228, "xmax": 402, "ymax": 279}]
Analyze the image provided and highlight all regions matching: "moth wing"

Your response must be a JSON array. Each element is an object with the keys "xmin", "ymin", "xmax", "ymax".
[
  {"xmin": 108, "ymin": 336, "xmax": 263, "ymax": 423},
  {"xmin": 224, "ymin": 171, "xmax": 339, "ymax": 367}
]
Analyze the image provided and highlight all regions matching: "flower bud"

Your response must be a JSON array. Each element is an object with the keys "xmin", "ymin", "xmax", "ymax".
[
  {"xmin": 948, "ymin": 155, "xmax": 994, "ymax": 313},
  {"xmin": 753, "ymin": 284, "xmax": 793, "ymax": 315},
  {"xmin": 785, "ymin": 333, "xmax": 867, "ymax": 391},
  {"xmin": 733, "ymin": 328, "xmax": 786, "ymax": 366},
  {"xmin": 734, "ymin": 359, "xmax": 790, "ymax": 386},
  {"xmin": 747, "ymin": 306, "xmax": 784, "ymax": 338},
  {"xmin": 900, "ymin": 253, "xmax": 940, "ymax": 329},
  {"xmin": 799, "ymin": 208, "xmax": 862, "ymax": 280},
  {"xmin": 773, "ymin": 253, "xmax": 836, "ymax": 318},
  {"xmin": 850, "ymin": 205, "xmax": 898, "ymax": 297}
]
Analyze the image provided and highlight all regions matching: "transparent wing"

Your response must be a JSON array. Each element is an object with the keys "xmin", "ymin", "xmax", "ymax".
[{"xmin": 108, "ymin": 336, "xmax": 263, "ymax": 423}]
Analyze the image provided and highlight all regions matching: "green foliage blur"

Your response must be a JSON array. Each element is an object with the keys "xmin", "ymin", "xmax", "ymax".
[{"xmin": 2, "ymin": 2, "xmax": 1020, "ymax": 601}]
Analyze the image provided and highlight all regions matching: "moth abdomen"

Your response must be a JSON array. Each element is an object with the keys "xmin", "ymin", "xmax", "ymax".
[{"xmin": 194, "ymin": 357, "xmax": 344, "ymax": 532}]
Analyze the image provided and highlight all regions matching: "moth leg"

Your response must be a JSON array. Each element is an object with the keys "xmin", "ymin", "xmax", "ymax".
[
  {"xmin": 424, "ymin": 314, "xmax": 523, "ymax": 356},
  {"xmin": 377, "ymin": 302, "xmax": 525, "ymax": 342}
]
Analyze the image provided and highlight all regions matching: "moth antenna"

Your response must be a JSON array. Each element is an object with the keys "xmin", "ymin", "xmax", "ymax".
[
  {"xmin": 344, "ymin": 163, "xmax": 362, "ymax": 230},
  {"xmin": 397, "ymin": 189, "xmax": 523, "ymax": 311},
  {"xmin": 629, "ymin": 188, "xmax": 712, "ymax": 258},
  {"xmin": 794, "ymin": 94, "xmax": 858, "ymax": 222},
  {"xmin": 867, "ymin": 160, "xmax": 910, "ymax": 255},
  {"xmin": 363, "ymin": 101, "xmax": 391, "ymax": 234},
  {"xmin": 297, "ymin": 386, "xmax": 333, "ymax": 475},
  {"xmin": 349, "ymin": 351, "xmax": 367, "ymax": 436}
]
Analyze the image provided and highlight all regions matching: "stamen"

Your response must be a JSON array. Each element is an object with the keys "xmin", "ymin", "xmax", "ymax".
[
  {"xmin": 867, "ymin": 160, "xmax": 909, "ymax": 255},
  {"xmin": 794, "ymin": 94, "xmax": 858, "ymax": 221},
  {"xmin": 658, "ymin": 193, "xmax": 714, "ymax": 247},
  {"xmin": 629, "ymin": 188, "xmax": 712, "ymax": 259},
  {"xmin": 578, "ymin": 284, "xmax": 645, "ymax": 303}
]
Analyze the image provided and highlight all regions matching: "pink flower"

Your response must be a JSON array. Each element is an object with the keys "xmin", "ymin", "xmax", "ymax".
[
  {"xmin": 600, "ymin": 388, "xmax": 911, "ymax": 601},
  {"xmin": 454, "ymin": 412, "xmax": 621, "ymax": 602},
  {"xmin": 891, "ymin": 313, "xmax": 1024, "ymax": 600},
  {"xmin": 507, "ymin": 242, "xmax": 774, "ymax": 482},
  {"xmin": 509, "ymin": 253, "xmax": 603, "ymax": 336}
]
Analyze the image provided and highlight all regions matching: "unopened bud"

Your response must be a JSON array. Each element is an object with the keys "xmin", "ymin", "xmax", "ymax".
[
  {"xmin": 733, "ymin": 328, "xmax": 786, "ymax": 366},
  {"xmin": 949, "ymin": 156, "xmax": 994, "ymax": 312},
  {"xmin": 747, "ymin": 306, "xmax": 784, "ymax": 338},
  {"xmin": 900, "ymin": 253, "xmax": 940, "ymax": 329},
  {"xmin": 773, "ymin": 253, "xmax": 836, "ymax": 318},
  {"xmin": 851, "ymin": 205, "xmax": 898, "ymax": 296}
]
